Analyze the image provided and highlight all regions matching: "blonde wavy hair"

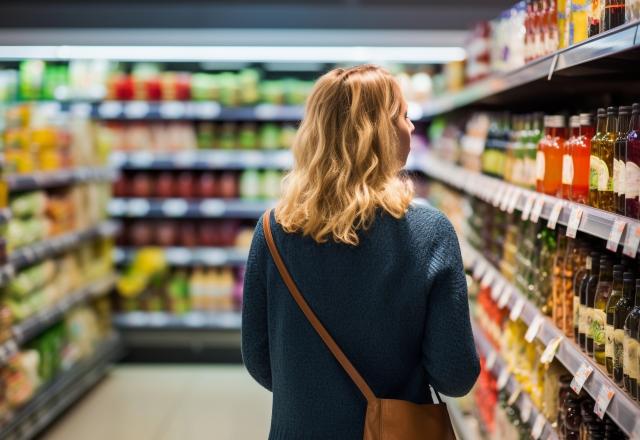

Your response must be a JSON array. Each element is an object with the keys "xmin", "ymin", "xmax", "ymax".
[{"xmin": 275, "ymin": 65, "xmax": 414, "ymax": 245}]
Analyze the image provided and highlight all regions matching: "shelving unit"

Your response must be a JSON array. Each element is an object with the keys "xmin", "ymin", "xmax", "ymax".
[
  {"xmin": 472, "ymin": 320, "xmax": 559, "ymax": 440},
  {"xmin": 464, "ymin": 242, "xmax": 640, "ymax": 438},
  {"xmin": 113, "ymin": 246, "xmax": 249, "ymax": 267},
  {"xmin": 109, "ymin": 198, "xmax": 275, "ymax": 219},
  {"xmin": 0, "ymin": 335, "xmax": 122, "ymax": 440},
  {"xmin": 110, "ymin": 150, "xmax": 293, "ymax": 170},
  {"xmin": 113, "ymin": 310, "xmax": 241, "ymax": 330},
  {"xmin": 7, "ymin": 167, "xmax": 115, "ymax": 192}
]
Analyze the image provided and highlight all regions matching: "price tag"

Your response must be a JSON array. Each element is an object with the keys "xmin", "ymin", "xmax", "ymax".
[
  {"xmin": 159, "ymin": 102, "xmax": 186, "ymax": 119},
  {"xmin": 473, "ymin": 261, "xmax": 487, "ymax": 280},
  {"xmin": 606, "ymin": 220, "xmax": 626, "ymax": 252},
  {"xmin": 274, "ymin": 151, "xmax": 293, "ymax": 169},
  {"xmin": 507, "ymin": 189, "xmax": 521, "ymax": 214},
  {"xmin": 540, "ymin": 336, "xmax": 563, "ymax": 364},
  {"xmin": 510, "ymin": 298, "xmax": 526, "ymax": 321},
  {"xmin": 241, "ymin": 151, "xmax": 264, "ymax": 167},
  {"xmin": 531, "ymin": 414, "xmax": 546, "ymax": 439},
  {"xmin": 491, "ymin": 279, "xmax": 506, "ymax": 301},
  {"xmin": 486, "ymin": 350, "xmax": 498, "ymax": 370},
  {"xmin": 546, "ymin": 200, "xmax": 564, "ymax": 230},
  {"xmin": 497, "ymin": 368, "xmax": 510, "ymax": 390},
  {"xmin": 128, "ymin": 199, "xmax": 151, "ymax": 216},
  {"xmin": 165, "ymin": 248, "xmax": 192, "ymax": 265},
  {"xmin": 481, "ymin": 270, "xmax": 495, "ymax": 288},
  {"xmin": 199, "ymin": 249, "xmax": 227, "ymax": 266},
  {"xmin": 191, "ymin": 102, "xmax": 221, "ymax": 119},
  {"xmin": 175, "ymin": 151, "xmax": 197, "ymax": 167},
  {"xmin": 566, "ymin": 207, "xmax": 584, "ymax": 239},
  {"xmin": 623, "ymin": 224, "xmax": 640, "ymax": 257},
  {"xmin": 497, "ymin": 287, "xmax": 512, "ymax": 309},
  {"xmin": 124, "ymin": 101, "xmax": 150, "ymax": 119},
  {"xmin": 108, "ymin": 199, "xmax": 128, "ymax": 216},
  {"xmin": 521, "ymin": 194, "xmax": 536, "ymax": 221},
  {"xmin": 162, "ymin": 199, "xmax": 188, "ymax": 217},
  {"xmin": 519, "ymin": 398, "xmax": 532, "ymax": 423},
  {"xmin": 530, "ymin": 196, "xmax": 546, "ymax": 223},
  {"xmin": 98, "ymin": 101, "xmax": 123, "ymax": 118},
  {"xmin": 500, "ymin": 187, "xmax": 514, "ymax": 212},
  {"xmin": 594, "ymin": 385, "xmax": 615, "ymax": 419},
  {"xmin": 570, "ymin": 362, "xmax": 594, "ymax": 394},
  {"xmin": 130, "ymin": 151, "xmax": 154, "ymax": 168},
  {"xmin": 255, "ymin": 104, "xmax": 281, "ymax": 120},
  {"xmin": 200, "ymin": 200, "xmax": 226, "ymax": 217},
  {"xmin": 507, "ymin": 386, "xmax": 521, "ymax": 406},
  {"xmin": 525, "ymin": 315, "xmax": 544, "ymax": 343},
  {"xmin": 493, "ymin": 184, "xmax": 506, "ymax": 207}
]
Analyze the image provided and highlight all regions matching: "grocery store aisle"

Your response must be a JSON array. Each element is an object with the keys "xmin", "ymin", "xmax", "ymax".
[{"xmin": 42, "ymin": 365, "xmax": 272, "ymax": 440}]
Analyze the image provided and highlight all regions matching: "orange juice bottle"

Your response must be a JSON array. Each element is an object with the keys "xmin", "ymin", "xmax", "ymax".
[
  {"xmin": 562, "ymin": 115, "xmax": 580, "ymax": 199},
  {"xmin": 571, "ymin": 113, "xmax": 595, "ymax": 205},
  {"xmin": 542, "ymin": 115, "xmax": 567, "ymax": 196}
]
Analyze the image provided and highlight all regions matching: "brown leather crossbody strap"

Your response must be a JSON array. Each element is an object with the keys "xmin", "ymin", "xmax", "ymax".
[{"xmin": 262, "ymin": 210, "xmax": 377, "ymax": 404}]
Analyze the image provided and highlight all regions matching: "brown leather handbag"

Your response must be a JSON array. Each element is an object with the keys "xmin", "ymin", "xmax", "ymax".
[{"xmin": 262, "ymin": 210, "xmax": 457, "ymax": 440}]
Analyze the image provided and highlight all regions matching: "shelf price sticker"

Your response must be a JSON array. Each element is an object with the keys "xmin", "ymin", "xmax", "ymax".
[
  {"xmin": 521, "ymin": 193, "xmax": 536, "ymax": 221},
  {"xmin": 507, "ymin": 385, "xmax": 521, "ymax": 406},
  {"xmin": 200, "ymin": 200, "xmax": 226, "ymax": 217},
  {"xmin": 500, "ymin": 187, "xmax": 514, "ymax": 212},
  {"xmin": 485, "ymin": 350, "xmax": 498, "ymax": 371},
  {"xmin": 175, "ymin": 151, "xmax": 197, "ymax": 167},
  {"xmin": 128, "ymin": 199, "xmax": 151, "ymax": 217},
  {"xmin": 531, "ymin": 414, "xmax": 546, "ymax": 440},
  {"xmin": 98, "ymin": 101, "xmax": 123, "ymax": 118},
  {"xmin": 162, "ymin": 199, "xmax": 189, "ymax": 217},
  {"xmin": 540, "ymin": 336, "xmax": 563, "ymax": 364},
  {"xmin": 124, "ymin": 101, "xmax": 150, "ymax": 119},
  {"xmin": 594, "ymin": 385, "xmax": 615, "ymax": 420},
  {"xmin": 547, "ymin": 200, "xmax": 564, "ymax": 230},
  {"xmin": 191, "ymin": 102, "xmax": 221, "ymax": 119},
  {"xmin": 510, "ymin": 298, "xmax": 526, "ymax": 322},
  {"xmin": 623, "ymin": 224, "xmax": 640, "ymax": 257},
  {"xmin": 491, "ymin": 279, "xmax": 506, "ymax": 302},
  {"xmin": 530, "ymin": 196, "xmax": 546, "ymax": 223},
  {"xmin": 497, "ymin": 367, "xmax": 510, "ymax": 390},
  {"xmin": 507, "ymin": 189, "xmax": 521, "ymax": 214},
  {"xmin": 606, "ymin": 220, "xmax": 626, "ymax": 252},
  {"xmin": 525, "ymin": 315, "xmax": 544, "ymax": 343},
  {"xmin": 159, "ymin": 102, "xmax": 186, "ymax": 119},
  {"xmin": 519, "ymin": 398, "xmax": 532, "ymax": 423},
  {"xmin": 473, "ymin": 260, "xmax": 487, "ymax": 280},
  {"xmin": 493, "ymin": 184, "xmax": 506, "ymax": 207},
  {"xmin": 481, "ymin": 269, "xmax": 495, "ymax": 288},
  {"xmin": 497, "ymin": 286, "xmax": 512, "ymax": 309},
  {"xmin": 570, "ymin": 362, "xmax": 594, "ymax": 394},
  {"xmin": 566, "ymin": 207, "xmax": 584, "ymax": 239},
  {"xmin": 130, "ymin": 151, "xmax": 154, "ymax": 168}
]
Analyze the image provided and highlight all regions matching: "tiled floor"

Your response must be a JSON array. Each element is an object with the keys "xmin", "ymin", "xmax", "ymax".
[{"xmin": 42, "ymin": 365, "xmax": 272, "ymax": 440}]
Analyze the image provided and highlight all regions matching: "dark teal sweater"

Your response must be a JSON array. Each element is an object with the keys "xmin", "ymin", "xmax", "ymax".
[{"xmin": 241, "ymin": 204, "xmax": 480, "ymax": 440}]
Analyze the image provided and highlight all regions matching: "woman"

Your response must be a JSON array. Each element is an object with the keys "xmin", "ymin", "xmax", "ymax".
[{"xmin": 242, "ymin": 65, "xmax": 479, "ymax": 439}]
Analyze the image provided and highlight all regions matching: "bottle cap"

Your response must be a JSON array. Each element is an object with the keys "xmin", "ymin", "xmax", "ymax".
[
  {"xmin": 597, "ymin": 108, "xmax": 606, "ymax": 117},
  {"xmin": 607, "ymin": 106, "xmax": 617, "ymax": 116},
  {"xmin": 569, "ymin": 115, "xmax": 580, "ymax": 128},
  {"xmin": 619, "ymin": 105, "xmax": 632, "ymax": 115},
  {"xmin": 579, "ymin": 113, "xmax": 593, "ymax": 126},
  {"xmin": 632, "ymin": 103, "xmax": 640, "ymax": 113},
  {"xmin": 624, "ymin": 272, "xmax": 634, "ymax": 281},
  {"xmin": 548, "ymin": 115, "xmax": 565, "ymax": 128}
]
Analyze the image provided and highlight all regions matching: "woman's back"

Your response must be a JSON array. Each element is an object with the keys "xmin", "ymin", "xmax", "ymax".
[{"xmin": 242, "ymin": 205, "xmax": 479, "ymax": 439}]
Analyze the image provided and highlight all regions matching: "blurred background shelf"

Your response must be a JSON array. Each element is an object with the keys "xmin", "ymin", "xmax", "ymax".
[
  {"xmin": 110, "ymin": 150, "xmax": 293, "ymax": 170},
  {"xmin": 7, "ymin": 167, "xmax": 115, "ymax": 192}
]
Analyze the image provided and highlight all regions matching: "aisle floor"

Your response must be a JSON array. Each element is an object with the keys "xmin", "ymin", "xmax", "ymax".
[{"xmin": 42, "ymin": 365, "xmax": 272, "ymax": 440}]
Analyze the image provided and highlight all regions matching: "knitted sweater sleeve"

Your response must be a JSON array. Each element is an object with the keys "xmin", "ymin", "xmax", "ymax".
[
  {"xmin": 422, "ymin": 214, "xmax": 480, "ymax": 397},
  {"xmin": 241, "ymin": 216, "xmax": 273, "ymax": 391}
]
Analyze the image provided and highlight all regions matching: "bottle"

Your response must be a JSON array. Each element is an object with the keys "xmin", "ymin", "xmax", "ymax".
[
  {"xmin": 604, "ymin": 267, "xmax": 623, "ymax": 376},
  {"xmin": 590, "ymin": 108, "xmax": 607, "ymax": 209},
  {"xmin": 588, "ymin": 0, "xmax": 603, "ymax": 36},
  {"xmin": 597, "ymin": 107, "xmax": 618, "ymax": 212},
  {"xmin": 572, "ymin": 113, "xmax": 595, "ymax": 204},
  {"xmin": 626, "ymin": 103, "xmax": 640, "ymax": 219},
  {"xmin": 581, "ymin": 252, "xmax": 600, "ymax": 352},
  {"xmin": 527, "ymin": 113, "xmax": 544, "ymax": 189},
  {"xmin": 614, "ymin": 106, "xmax": 631, "ymax": 215},
  {"xmin": 624, "ymin": 279, "xmax": 640, "ymax": 398},
  {"xmin": 541, "ymin": 115, "xmax": 566, "ymax": 196},
  {"xmin": 613, "ymin": 273, "xmax": 635, "ymax": 386},
  {"xmin": 601, "ymin": 0, "xmax": 626, "ymax": 32},
  {"xmin": 553, "ymin": 229, "xmax": 569, "ymax": 330},
  {"xmin": 593, "ymin": 258, "xmax": 614, "ymax": 365},
  {"xmin": 573, "ymin": 243, "xmax": 591, "ymax": 342},
  {"xmin": 536, "ymin": 115, "xmax": 548, "ymax": 193},
  {"xmin": 563, "ymin": 115, "xmax": 580, "ymax": 200}
]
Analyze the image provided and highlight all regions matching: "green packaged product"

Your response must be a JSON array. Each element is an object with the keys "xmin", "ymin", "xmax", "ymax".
[
  {"xmin": 168, "ymin": 271, "xmax": 190, "ymax": 314},
  {"xmin": 260, "ymin": 123, "xmax": 281, "ymax": 150},
  {"xmin": 239, "ymin": 123, "xmax": 258, "ymax": 149},
  {"xmin": 10, "ymin": 192, "xmax": 47, "ymax": 218},
  {"xmin": 218, "ymin": 73, "xmax": 240, "ymax": 107}
]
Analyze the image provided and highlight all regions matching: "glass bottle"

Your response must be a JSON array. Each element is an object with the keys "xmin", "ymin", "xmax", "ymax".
[
  {"xmin": 542, "ymin": 115, "xmax": 566, "ymax": 197},
  {"xmin": 563, "ymin": 115, "xmax": 580, "ymax": 200},
  {"xmin": 528, "ymin": 113, "xmax": 544, "ymax": 190},
  {"xmin": 563, "ymin": 236, "xmax": 580, "ymax": 336},
  {"xmin": 582, "ymin": 251, "xmax": 600, "ymax": 353},
  {"xmin": 553, "ymin": 228, "xmax": 569, "ymax": 330},
  {"xmin": 605, "ymin": 267, "xmax": 624, "ymax": 376},
  {"xmin": 613, "ymin": 273, "xmax": 635, "ymax": 387},
  {"xmin": 614, "ymin": 106, "xmax": 631, "ymax": 216},
  {"xmin": 573, "ymin": 243, "xmax": 591, "ymax": 343},
  {"xmin": 624, "ymin": 279, "xmax": 640, "ymax": 399},
  {"xmin": 626, "ymin": 103, "xmax": 640, "ymax": 219},
  {"xmin": 597, "ymin": 107, "xmax": 618, "ymax": 212},
  {"xmin": 537, "ymin": 227, "xmax": 557, "ymax": 315},
  {"xmin": 572, "ymin": 113, "xmax": 595, "ymax": 205},
  {"xmin": 593, "ymin": 258, "xmax": 614, "ymax": 365},
  {"xmin": 601, "ymin": 0, "xmax": 626, "ymax": 32},
  {"xmin": 590, "ymin": 109, "xmax": 607, "ymax": 208},
  {"xmin": 536, "ymin": 115, "xmax": 549, "ymax": 193}
]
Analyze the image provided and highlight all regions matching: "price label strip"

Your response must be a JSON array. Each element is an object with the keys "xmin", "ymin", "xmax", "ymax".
[
  {"xmin": 525, "ymin": 315, "xmax": 544, "ymax": 343},
  {"xmin": 547, "ymin": 200, "xmax": 564, "ymax": 230},
  {"xmin": 497, "ymin": 367, "xmax": 510, "ymax": 390},
  {"xmin": 509, "ymin": 298, "xmax": 526, "ymax": 322},
  {"xmin": 566, "ymin": 207, "xmax": 584, "ymax": 239},
  {"xmin": 519, "ymin": 398, "xmax": 532, "ymax": 423},
  {"xmin": 491, "ymin": 279, "xmax": 506, "ymax": 302},
  {"xmin": 500, "ymin": 187, "xmax": 514, "ymax": 212},
  {"xmin": 497, "ymin": 287, "xmax": 512, "ymax": 309},
  {"xmin": 521, "ymin": 193, "xmax": 536, "ymax": 221},
  {"xmin": 606, "ymin": 219, "xmax": 626, "ymax": 252},
  {"xmin": 493, "ymin": 184, "xmax": 506, "ymax": 208},
  {"xmin": 540, "ymin": 336, "xmax": 563, "ymax": 364},
  {"xmin": 531, "ymin": 414, "xmax": 547, "ymax": 440},
  {"xmin": 623, "ymin": 224, "xmax": 640, "ymax": 257},
  {"xmin": 507, "ymin": 386, "xmax": 521, "ymax": 406},
  {"xmin": 473, "ymin": 261, "xmax": 487, "ymax": 280},
  {"xmin": 485, "ymin": 350, "xmax": 498, "ymax": 371},
  {"xmin": 594, "ymin": 385, "xmax": 615, "ymax": 420},
  {"xmin": 570, "ymin": 362, "xmax": 594, "ymax": 394},
  {"xmin": 507, "ymin": 189, "xmax": 521, "ymax": 214},
  {"xmin": 481, "ymin": 270, "xmax": 495, "ymax": 288},
  {"xmin": 530, "ymin": 196, "xmax": 546, "ymax": 224}
]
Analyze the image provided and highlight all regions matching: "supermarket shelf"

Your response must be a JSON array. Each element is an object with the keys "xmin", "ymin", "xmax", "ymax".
[
  {"xmin": 110, "ymin": 149, "xmax": 293, "ymax": 170},
  {"xmin": 114, "ymin": 246, "xmax": 249, "ymax": 267},
  {"xmin": 472, "ymin": 321, "xmax": 559, "ymax": 440},
  {"xmin": 420, "ymin": 153, "xmax": 640, "ymax": 252},
  {"xmin": 9, "ymin": 220, "xmax": 119, "ymax": 273},
  {"xmin": 7, "ymin": 167, "xmax": 115, "ymax": 192},
  {"xmin": 0, "ymin": 335, "xmax": 122, "ymax": 440},
  {"xmin": 422, "ymin": 21, "xmax": 640, "ymax": 117},
  {"xmin": 109, "ymin": 198, "xmax": 274, "ymax": 219},
  {"xmin": 12, "ymin": 275, "xmax": 117, "ymax": 345},
  {"xmin": 113, "ymin": 311, "xmax": 241, "ymax": 331},
  {"xmin": 85, "ymin": 101, "xmax": 305, "ymax": 121},
  {"xmin": 465, "ymin": 243, "xmax": 640, "ymax": 438}
]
